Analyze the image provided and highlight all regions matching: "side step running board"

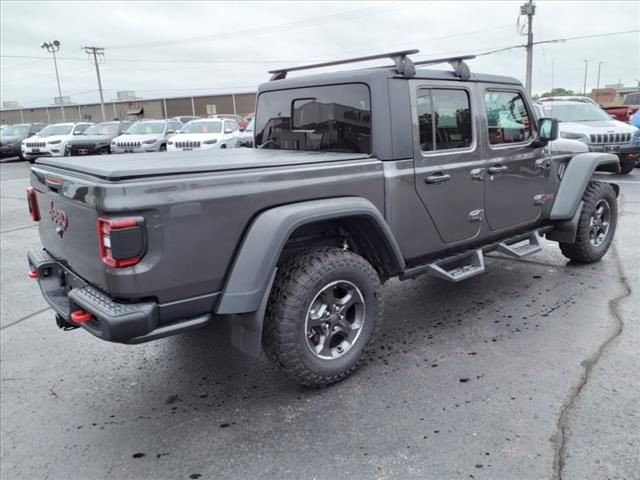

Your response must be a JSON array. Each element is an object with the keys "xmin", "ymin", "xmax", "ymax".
[
  {"xmin": 495, "ymin": 230, "xmax": 542, "ymax": 258},
  {"xmin": 401, "ymin": 248, "xmax": 485, "ymax": 283}
]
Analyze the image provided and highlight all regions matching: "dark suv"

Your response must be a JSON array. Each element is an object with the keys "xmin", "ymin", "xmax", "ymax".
[
  {"xmin": 0, "ymin": 123, "xmax": 47, "ymax": 160},
  {"xmin": 26, "ymin": 50, "xmax": 620, "ymax": 387},
  {"xmin": 66, "ymin": 121, "xmax": 132, "ymax": 156}
]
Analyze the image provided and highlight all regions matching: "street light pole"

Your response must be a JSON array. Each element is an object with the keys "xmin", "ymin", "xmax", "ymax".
[
  {"xmin": 41, "ymin": 40, "xmax": 65, "ymax": 121},
  {"xmin": 583, "ymin": 59, "xmax": 588, "ymax": 96},
  {"xmin": 596, "ymin": 61, "xmax": 604, "ymax": 91}
]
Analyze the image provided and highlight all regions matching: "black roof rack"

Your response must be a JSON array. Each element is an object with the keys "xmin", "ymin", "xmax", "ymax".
[
  {"xmin": 268, "ymin": 49, "xmax": 419, "ymax": 81},
  {"xmin": 413, "ymin": 54, "xmax": 476, "ymax": 81}
]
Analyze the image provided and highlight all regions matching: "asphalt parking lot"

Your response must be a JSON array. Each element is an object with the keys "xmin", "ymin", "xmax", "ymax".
[{"xmin": 1, "ymin": 159, "xmax": 638, "ymax": 480}]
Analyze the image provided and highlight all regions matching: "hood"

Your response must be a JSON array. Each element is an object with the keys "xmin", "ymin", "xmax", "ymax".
[
  {"xmin": 558, "ymin": 120, "xmax": 637, "ymax": 135},
  {"xmin": 113, "ymin": 133, "xmax": 163, "ymax": 143},
  {"xmin": 169, "ymin": 133, "xmax": 223, "ymax": 143},
  {"xmin": 28, "ymin": 134, "xmax": 71, "ymax": 144},
  {"xmin": 548, "ymin": 138, "xmax": 589, "ymax": 155},
  {"xmin": 68, "ymin": 134, "xmax": 113, "ymax": 145},
  {"xmin": 0, "ymin": 135, "xmax": 26, "ymax": 144}
]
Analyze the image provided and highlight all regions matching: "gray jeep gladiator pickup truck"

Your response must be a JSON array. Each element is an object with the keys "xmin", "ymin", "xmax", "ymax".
[{"xmin": 26, "ymin": 50, "xmax": 620, "ymax": 387}]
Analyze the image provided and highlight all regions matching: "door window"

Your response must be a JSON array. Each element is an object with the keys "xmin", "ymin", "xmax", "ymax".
[
  {"xmin": 417, "ymin": 88, "xmax": 472, "ymax": 152},
  {"xmin": 484, "ymin": 91, "xmax": 532, "ymax": 145}
]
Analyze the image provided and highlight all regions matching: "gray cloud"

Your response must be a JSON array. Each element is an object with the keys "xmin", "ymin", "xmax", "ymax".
[{"xmin": 1, "ymin": 0, "xmax": 638, "ymax": 107}]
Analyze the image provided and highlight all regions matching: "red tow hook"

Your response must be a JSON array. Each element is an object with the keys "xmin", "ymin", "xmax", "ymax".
[
  {"xmin": 28, "ymin": 270, "xmax": 39, "ymax": 279},
  {"xmin": 70, "ymin": 310, "xmax": 93, "ymax": 324}
]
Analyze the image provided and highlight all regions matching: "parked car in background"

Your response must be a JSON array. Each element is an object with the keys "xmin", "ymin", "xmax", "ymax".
[
  {"xmin": 0, "ymin": 123, "xmax": 47, "ymax": 160},
  {"xmin": 538, "ymin": 96, "xmax": 598, "ymax": 105},
  {"xmin": 212, "ymin": 114, "xmax": 248, "ymax": 130},
  {"xmin": 236, "ymin": 117, "xmax": 255, "ymax": 148},
  {"xmin": 170, "ymin": 116, "xmax": 199, "ymax": 125},
  {"xmin": 167, "ymin": 118, "xmax": 240, "ymax": 151},
  {"xmin": 21, "ymin": 122, "xmax": 92, "ymax": 163},
  {"xmin": 111, "ymin": 119, "xmax": 183, "ymax": 153},
  {"xmin": 66, "ymin": 121, "xmax": 132, "ymax": 156},
  {"xmin": 602, "ymin": 92, "xmax": 640, "ymax": 123},
  {"xmin": 539, "ymin": 100, "xmax": 639, "ymax": 174}
]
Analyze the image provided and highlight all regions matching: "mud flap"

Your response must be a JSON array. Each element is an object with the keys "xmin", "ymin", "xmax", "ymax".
[
  {"xmin": 546, "ymin": 201, "xmax": 583, "ymax": 244},
  {"xmin": 229, "ymin": 269, "xmax": 276, "ymax": 358}
]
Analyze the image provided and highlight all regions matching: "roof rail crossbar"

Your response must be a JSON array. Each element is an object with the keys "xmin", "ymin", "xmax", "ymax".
[
  {"xmin": 413, "ymin": 55, "xmax": 476, "ymax": 81},
  {"xmin": 268, "ymin": 49, "xmax": 420, "ymax": 81}
]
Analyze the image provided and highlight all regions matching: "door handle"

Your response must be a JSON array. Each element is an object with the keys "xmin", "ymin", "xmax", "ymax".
[
  {"xmin": 488, "ymin": 165, "xmax": 508, "ymax": 174},
  {"xmin": 425, "ymin": 173, "xmax": 451, "ymax": 184}
]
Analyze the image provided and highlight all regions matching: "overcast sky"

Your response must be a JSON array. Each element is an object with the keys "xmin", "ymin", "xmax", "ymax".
[{"xmin": 1, "ymin": 0, "xmax": 638, "ymax": 108}]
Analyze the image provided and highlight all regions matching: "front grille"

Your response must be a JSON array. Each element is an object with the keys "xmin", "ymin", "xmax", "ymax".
[
  {"xmin": 116, "ymin": 141, "xmax": 141, "ymax": 147},
  {"xmin": 175, "ymin": 141, "xmax": 201, "ymax": 148},
  {"xmin": 70, "ymin": 142, "xmax": 96, "ymax": 149},
  {"xmin": 25, "ymin": 141, "xmax": 46, "ymax": 148},
  {"xmin": 589, "ymin": 133, "xmax": 632, "ymax": 144}
]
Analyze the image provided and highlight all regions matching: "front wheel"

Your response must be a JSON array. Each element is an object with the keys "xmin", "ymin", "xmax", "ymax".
[
  {"xmin": 559, "ymin": 180, "xmax": 617, "ymax": 263},
  {"xmin": 619, "ymin": 159, "xmax": 635, "ymax": 175},
  {"xmin": 263, "ymin": 247, "xmax": 383, "ymax": 387}
]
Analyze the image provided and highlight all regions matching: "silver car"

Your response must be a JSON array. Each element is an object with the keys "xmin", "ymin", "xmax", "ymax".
[{"xmin": 111, "ymin": 119, "xmax": 183, "ymax": 153}]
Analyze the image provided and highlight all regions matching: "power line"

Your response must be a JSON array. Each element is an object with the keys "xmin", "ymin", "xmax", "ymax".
[{"xmin": 103, "ymin": 4, "xmax": 413, "ymax": 50}]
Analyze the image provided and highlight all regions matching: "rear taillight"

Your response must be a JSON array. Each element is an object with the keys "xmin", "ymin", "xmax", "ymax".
[
  {"xmin": 26, "ymin": 187, "xmax": 40, "ymax": 221},
  {"xmin": 96, "ymin": 217, "xmax": 145, "ymax": 268}
]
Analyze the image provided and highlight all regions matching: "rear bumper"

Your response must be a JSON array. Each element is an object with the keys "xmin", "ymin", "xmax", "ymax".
[{"xmin": 27, "ymin": 247, "xmax": 213, "ymax": 343}]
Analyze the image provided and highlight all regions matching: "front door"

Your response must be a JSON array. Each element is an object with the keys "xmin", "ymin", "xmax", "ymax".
[
  {"xmin": 482, "ymin": 89, "xmax": 549, "ymax": 231},
  {"xmin": 413, "ymin": 83, "xmax": 485, "ymax": 245}
]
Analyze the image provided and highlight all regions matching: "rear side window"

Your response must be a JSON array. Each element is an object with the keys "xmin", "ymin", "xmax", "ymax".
[
  {"xmin": 417, "ymin": 88, "xmax": 472, "ymax": 151},
  {"xmin": 255, "ymin": 83, "xmax": 371, "ymax": 153},
  {"xmin": 485, "ymin": 91, "xmax": 532, "ymax": 145}
]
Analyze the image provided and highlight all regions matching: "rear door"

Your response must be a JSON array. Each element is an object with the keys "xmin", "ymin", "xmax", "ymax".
[
  {"xmin": 482, "ymin": 89, "xmax": 549, "ymax": 231},
  {"xmin": 412, "ymin": 81, "xmax": 485, "ymax": 245}
]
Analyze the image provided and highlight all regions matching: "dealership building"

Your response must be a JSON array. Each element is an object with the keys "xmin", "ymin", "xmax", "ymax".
[{"xmin": 0, "ymin": 91, "xmax": 257, "ymax": 125}]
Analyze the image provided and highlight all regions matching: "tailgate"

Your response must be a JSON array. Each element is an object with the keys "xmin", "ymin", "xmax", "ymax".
[{"xmin": 30, "ymin": 166, "xmax": 109, "ymax": 290}]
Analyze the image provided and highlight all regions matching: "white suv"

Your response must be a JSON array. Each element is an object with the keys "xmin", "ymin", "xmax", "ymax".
[
  {"xmin": 21, "ymin": 122, "xmax": 93, "ymax": 163},
  {"xmin": 167, "ymin": 118, "xmax": 240, "ymax": 151}
]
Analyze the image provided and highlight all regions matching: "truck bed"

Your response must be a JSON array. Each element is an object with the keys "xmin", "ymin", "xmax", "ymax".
[{"xmin": 36, "ymin": 149, "xmax": 371, "ymax": 180}]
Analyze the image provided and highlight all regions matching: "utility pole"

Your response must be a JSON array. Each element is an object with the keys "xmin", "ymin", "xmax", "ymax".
[
  {"xmin": 596, "ymin": 61, "xmax": 604, "ymax": 91},
  {"xmin": 41, "ymin": 40, "xmax": 65, "ymax": 121},
  {"xmin": 521, "ymin": 0, "xmax": 536, "ymax": 95},
  {"xmin": 583, "ymin": 59, "xmax": 588, "ymax": 95},
  {"xmin": 551, "ymin": 57, "xmax": 555, "ymax": 91},
  {"xmin": 83, "ymin": 46, "xmax": 106, "ymax": 121}
]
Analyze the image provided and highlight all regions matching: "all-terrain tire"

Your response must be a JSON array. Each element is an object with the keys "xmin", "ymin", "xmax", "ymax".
[
  {"xmin": 263, "ymin": 247, "xmax": 383, "ymax": 388},
  {"xmin": 559, "ymin": 180, "xmax": 617, "ymax": 263},
  {"xmin": 619, "ymin": 160, "xmax": 635, "ymax": 175}
]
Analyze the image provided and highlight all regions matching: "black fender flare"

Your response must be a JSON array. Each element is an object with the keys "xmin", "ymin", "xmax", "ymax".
[
  {"xmin": 216, "ymin": 197, "xmax": 405, "ymax": 315},
  {"xmin": 216, "ymin": 197, "xmax": 405, "ymax": 358},
  {"xmin": 549, "ymin": 152, "xmax": 619, "ymax": 221}
]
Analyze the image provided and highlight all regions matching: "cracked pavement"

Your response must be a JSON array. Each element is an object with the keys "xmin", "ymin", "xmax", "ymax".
[{"xmin": 1, "ymin": 161, "xmax": 638, "ymax": 480}]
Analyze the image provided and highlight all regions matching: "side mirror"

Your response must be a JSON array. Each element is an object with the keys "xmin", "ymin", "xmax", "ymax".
[
  {"xmin": 537, "ymin": 117, "xmax": 558, "ymax": 143},
  {"xmin": 609, "ymin": 114, "xmax": 617, "ymax": 119},
  {"xmin": 73, "ymin": 130, "xmax": 83, "ymax": 135},
  {"xmin": 167, "ymin": 130, "xmax": 175, "ymax": 135},
  {"xmin": 175, "ymin": 129, "xmax": 181, "ymax": 134}
]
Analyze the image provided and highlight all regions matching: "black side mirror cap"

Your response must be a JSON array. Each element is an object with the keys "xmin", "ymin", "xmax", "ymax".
[{"xmin": 537, "ymin": 117, "xmax": 558, "ymax": 142}]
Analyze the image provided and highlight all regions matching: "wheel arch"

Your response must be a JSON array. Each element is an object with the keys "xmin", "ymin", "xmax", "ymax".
[
  {"xmin": 216, "ymin": 197, "xmax": 404, "ymax": 316},
  {"xmin": 550, "ymin": 152, "xmax": 619, "ymax": 221}
]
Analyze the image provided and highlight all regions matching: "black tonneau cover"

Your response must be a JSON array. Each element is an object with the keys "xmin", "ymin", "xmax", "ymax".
[{"xmin": 36, "ymin": 149, "xmax": 371, "ymax": 180}]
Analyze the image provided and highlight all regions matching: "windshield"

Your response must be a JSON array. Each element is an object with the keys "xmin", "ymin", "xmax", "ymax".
[
  {"xmin": 181, "ymin": 121, "xmax": 222, "ymax": 134},
  {"xmin": 38, "ymin": 124, "xmax": 73, "ymax": 136},
  {"xmin": 541, "ymin": 103, "xmax": 611, "ymax": 122},
  {"xmin": 244, "ymin": 118, "xmax": 254, "ymax": 132},
  {"xmin": 83, "ymin": 123, "xmax": 120, "ymax": 135},
  {"xmin": 0, "ymin": 125, "xmax": 30, "ymax": 137},
  {"xmin": 126, "ymin": 122, "xmax": 165, "ymax": 134}
]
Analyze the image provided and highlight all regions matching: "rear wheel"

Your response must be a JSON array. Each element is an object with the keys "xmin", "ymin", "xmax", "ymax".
[
  {"xmin": 263, "ymin": 247, "xmax": 383, "ymax": 387},
  {"xmin": 559, "ymin": 181, "xmax": 617, "ymax": 263}
]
